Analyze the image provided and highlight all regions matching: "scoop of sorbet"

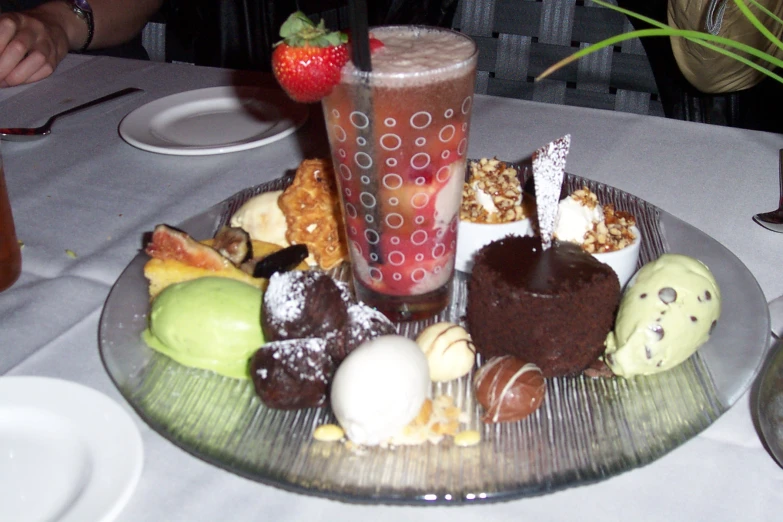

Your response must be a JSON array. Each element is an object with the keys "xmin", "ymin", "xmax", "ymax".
[{"xmin": 142, "ymin": 277, "xmax": 265, "ymax": 379}]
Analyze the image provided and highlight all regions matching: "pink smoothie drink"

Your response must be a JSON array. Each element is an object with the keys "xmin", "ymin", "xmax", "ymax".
[{"xmin": 322, "ymin": 26, "xmax": 477, "ymax": 321}]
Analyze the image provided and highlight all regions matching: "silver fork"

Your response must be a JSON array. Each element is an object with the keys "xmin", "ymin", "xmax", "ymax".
[{"xmin": 0, "ymin": 87, "xmax": 143, "ymax": 141}]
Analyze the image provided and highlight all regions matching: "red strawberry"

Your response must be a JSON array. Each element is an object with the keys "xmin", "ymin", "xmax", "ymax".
[
  {"xmin": 272, "ymin": 13, "xmax": 386, "ymax": 103},
  {"xmin": 369, "ymin": 35, "xmax": 385, "ymax": 53},
  {"xmin": 345, "ymin": 30, "xmax": 385, "ymax": 55},
  {"xmin": 271, "ymin": 12, "xmax": 350, "ymax": 103}
]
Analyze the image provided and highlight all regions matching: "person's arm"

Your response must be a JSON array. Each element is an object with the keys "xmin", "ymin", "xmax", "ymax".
[
  {"xmin": 74, "ymin": 0, "xmax": 163, "ymax": 50},
  {"xmin": 0, "ymin": 0, "xmax": 163, "ymax": 87}
]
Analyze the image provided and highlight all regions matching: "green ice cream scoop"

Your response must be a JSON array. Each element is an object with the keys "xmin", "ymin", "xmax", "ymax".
[
  {"xmin": 142, "ymin": 277, "xmax": 265, "ymax": 379},
  {"xmin": 604, "ymin": 254, "xmax": 721, "ymax": 378}
]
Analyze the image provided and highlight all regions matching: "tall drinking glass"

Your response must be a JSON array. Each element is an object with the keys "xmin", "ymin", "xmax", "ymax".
[
  {"xmin": 322, "ymin": 26, "xmax": 478, "ymax": 321},
  {"xmin": 0, "ymin": 146, "xmax": 21, "ymax": 292}
]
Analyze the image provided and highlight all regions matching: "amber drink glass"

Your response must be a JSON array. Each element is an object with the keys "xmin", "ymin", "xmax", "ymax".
[
  {"xmin": 322, "ymin": 26, "xmax": 477, "ymax": 321},
  {"xmin": 0, "ymin": 147, "xmax": 21, "ymax": 292}
]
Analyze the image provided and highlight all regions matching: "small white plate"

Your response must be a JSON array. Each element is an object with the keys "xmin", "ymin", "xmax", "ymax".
[
  {"xmin": 0, "ymin": 376, "xmax": 143, "ymax": 522},
  {"xmin": 119, "ymin": 86, "xmax": 309, "ymax": 155}
]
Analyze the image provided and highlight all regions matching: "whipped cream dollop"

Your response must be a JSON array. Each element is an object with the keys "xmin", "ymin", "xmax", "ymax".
[
  {"xmin": 554, "ymin": 193, "xmax": 604, "ymax": 244},
  {"xmin": 471, "ymin": 181, "xmax": 499, "ymax": 214}
]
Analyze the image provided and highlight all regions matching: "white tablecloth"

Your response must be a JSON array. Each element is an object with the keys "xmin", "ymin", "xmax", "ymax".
[{"xmin": 1, "ymin": 55, "xmax": 782, "ymax": 522}]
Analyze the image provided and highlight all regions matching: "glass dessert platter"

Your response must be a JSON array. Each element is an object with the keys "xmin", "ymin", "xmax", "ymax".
[{"xmin": 98, "ymin": 167, "xmax": 769, "ymax": 504}]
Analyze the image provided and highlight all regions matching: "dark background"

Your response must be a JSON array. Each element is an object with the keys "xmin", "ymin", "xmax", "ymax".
[
  {"xmin": 163, "ymin": 0, "xmax": 459, "ymax": 72},
  {"xmin": 154, "ymin": 0, "xmax": 783, "ymax": 133}
]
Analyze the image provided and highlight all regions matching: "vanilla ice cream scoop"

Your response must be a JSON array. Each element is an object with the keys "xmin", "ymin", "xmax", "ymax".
[
  {"xmin": 330, "ymin": 335, "xmax": 430, "ymax": 446},
  {"xmin": 604, "ymin": 254, "xmax": 721, "ymax": 378},
  {"xmin": 554, "ymin": 193, "xmax": 604, "ymax": 244}
]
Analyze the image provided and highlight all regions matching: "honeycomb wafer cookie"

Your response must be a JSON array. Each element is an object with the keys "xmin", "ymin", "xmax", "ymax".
[{"xmin": 278, "ymin": 159, "xmax": 348, "ymax": 269}]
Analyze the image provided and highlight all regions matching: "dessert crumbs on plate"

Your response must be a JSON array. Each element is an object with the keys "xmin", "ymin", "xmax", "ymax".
[
  {"xmin": 314, "ymin": 395, "xmax": 471, "ymax": 448},
  {"xmin": 313, "ymin": 423, "xmax": 345, "ymax": 442},
  {"xmin": 454, "ymin": 430, "xmax": 481, "ymax": 447}
]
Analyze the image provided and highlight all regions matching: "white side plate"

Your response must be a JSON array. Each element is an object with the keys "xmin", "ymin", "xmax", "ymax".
[
  {"xmin": 119, "ymin": 86, "xmax": 309, "ymax": 155},
  {"xmin": 0, "ymin": 376, "xmax": 143, "ymax": 522}
]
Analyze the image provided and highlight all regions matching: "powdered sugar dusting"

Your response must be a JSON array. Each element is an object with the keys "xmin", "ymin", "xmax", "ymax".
[
  {"xmin": 265, "ymin": 338, "xmax": 329, "ymax": 383},
  {"xmin": 533, "ymin": 135, "xmax": 570, "ymax": 250},
  {"xmin": 347, "ymin": 302, "xmax": 394, "ymax": 332},
  {"xmin": 263, "ymin": 271, "xmax": 308, "ymax": 335},
  {"xmin": 335, "ymin": 280, "xmax": 356, "ymax": 306},
  {"xmin": 340, "ymin": 302, "xmax": 397, "ymax": 358}
]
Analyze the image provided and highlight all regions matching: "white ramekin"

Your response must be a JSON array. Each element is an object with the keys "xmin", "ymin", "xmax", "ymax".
[
  {"xmin": 455, "ymin": 218, "xmax": 534, "ymax": 273},
  {"xmin": 591, "ymin": 226, "xmax": 641, "ymax": 289}
]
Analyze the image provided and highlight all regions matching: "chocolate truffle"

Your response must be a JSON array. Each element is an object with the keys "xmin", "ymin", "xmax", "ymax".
[
  {"xmin": 332, "ymin": 302, "xmax": 397, "ymax": 363},
  {"xmin": 252, "ymin": 271, "xmax": 409, "ymax": 411},
  {"xmin": 473, "ymin": 355, "xmax": 546, "ymax": 423},
  {"xmin": 250, "ymin": 338, "xmax": 335, "ymax": 409},
  {"xmin": 466, "ymin": 235, "xmax": 620, "ymax": 377},
  {"xmin": 262, "ymin": 270, "xmax": 349, "ymax": 342}
]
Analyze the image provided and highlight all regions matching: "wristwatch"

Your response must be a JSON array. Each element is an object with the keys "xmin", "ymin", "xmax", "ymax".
[{"xmin": 67, "ymin": 0, "xmax": 94, "ymax": 53}]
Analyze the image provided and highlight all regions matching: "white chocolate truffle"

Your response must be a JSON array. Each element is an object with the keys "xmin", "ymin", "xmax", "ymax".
[
  {"xmin": 229, "ymin": 190, "xmax": 289, "ymax": 247},
  {"xmin": 416, "ymin": 322, "xmax": 476, "ymax": 382}
]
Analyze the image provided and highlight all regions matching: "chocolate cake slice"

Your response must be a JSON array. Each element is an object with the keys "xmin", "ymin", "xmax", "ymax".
[{"xmin": 466, "ymin": 235, "xmax": 620, "ymax": 377}]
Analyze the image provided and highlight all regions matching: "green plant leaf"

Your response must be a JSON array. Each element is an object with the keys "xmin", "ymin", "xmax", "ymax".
[
  {"xmin": 593, "ymin": 0, "xmax": 783, "ymax": 75},
  {"xmin": 735, "ymin": 0, "xmax": 783, "ymax": 51},
  {"xmin": 537, "ymin": 0, "xmax": 783, "ymax": 87},
  {"xmin": 746, "ymin": 0, "xmax": 783, "ymax": 29}
]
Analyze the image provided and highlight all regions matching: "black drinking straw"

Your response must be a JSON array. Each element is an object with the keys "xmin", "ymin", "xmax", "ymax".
[
  {"xmin": 348, "ymin": 0, "xmax": 383, "ymax": 263},
  {"xmin": 348, "ymin": 0, "xmax": 372, "ymax": 73}
]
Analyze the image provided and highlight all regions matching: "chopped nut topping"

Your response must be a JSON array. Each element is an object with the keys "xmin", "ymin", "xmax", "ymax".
[
  {"xmin": 576, "ymin": 186, "xmax": 637, "ymax": 254},
  {"xmin": 570, "ymin": 187, "xmax": 600, "ymax": 209},
  {"xmin": 460, "ymin": 158, "xmax": 526, "ymax": 224}
]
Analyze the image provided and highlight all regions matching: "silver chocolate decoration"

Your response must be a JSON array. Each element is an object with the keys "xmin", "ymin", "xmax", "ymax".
[{"xmin": 532, "ymin": 134, "xmax": 571, "ymax": 249}]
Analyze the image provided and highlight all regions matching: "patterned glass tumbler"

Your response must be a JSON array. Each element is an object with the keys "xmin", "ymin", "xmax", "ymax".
[{"xmin": 322, "ymin": 26, "xmax": 478, "ymax": 321}]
